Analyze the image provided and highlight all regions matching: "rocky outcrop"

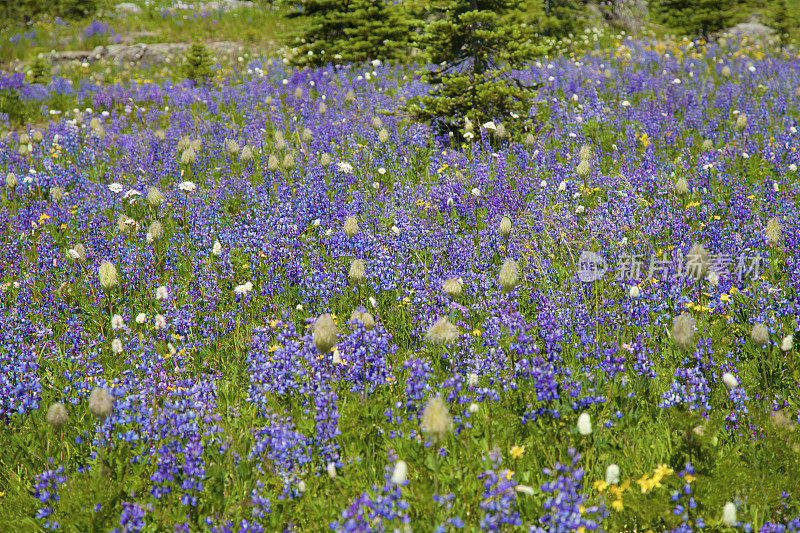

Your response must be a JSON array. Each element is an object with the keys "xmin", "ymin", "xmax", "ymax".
[{"xmin": 45, "ymin": 41, "xmax": 245, "ymax": 70}]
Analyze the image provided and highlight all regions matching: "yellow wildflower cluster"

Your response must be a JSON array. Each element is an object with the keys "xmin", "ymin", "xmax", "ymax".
[
  {"xmin": 636, "ymin": 464, "xmax": 673, "ymax": 493},
  {"xmin": 593, "ymin": 479, "xmax": 630, "ymax": 511}
]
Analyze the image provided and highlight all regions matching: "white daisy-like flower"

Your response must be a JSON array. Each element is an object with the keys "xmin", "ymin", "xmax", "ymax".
[
  {"xmin": 234, "ymin": 281, "xmax": 253, "ymax": 295},
  {"xmin": 471, "ymin": 188, "xmax": 481, "ymax": 197},
  {"xmin": 108, "ymin": 183, "xmax": 123, "ymax": 194},
  {"xmin": 135, "ymin": 313, "xmax": 147, "ymax": 324},
  {"xmin": 178, "ymin": 181, "xmax": 196, "ymax": 192},
  {"xmin": 482, "ymin": 121, "xmax": 497, "ymax": 130},
  {"xmin": 337, "ymin": 161, "xmax": 354, "ymax": 174}
]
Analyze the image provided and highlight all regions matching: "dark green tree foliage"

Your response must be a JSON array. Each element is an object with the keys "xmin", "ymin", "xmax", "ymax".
[
  {"xmin": 183, "ymin": 44, "xmax": 214, "ymax": 85},
  {"xmin": 540, "ymin": 0, "xmax": 584, "ymax": 37},
  {"xmin": 292, "ymin": 0, "xmax": 353, "ymax": 67},
  {"xmin": 29, "ymin": 55, "xmax": 50, "ymax": 84},
  {"xmin": 340, "ymin": 0, "xmax": 410, "ymax": 64},
  {"xmin": 654, "ymin": 0, "xmax": 735, "ymax": 39},
  {"xmin": 772, "ymin": 0, "xmax": 796, "ymax": 46},
  {"xmin": 406, "ymin": 0, "xmax": 548, "ymax": 138},
  {"xmin": 1, "ymin": 0, "xmax": 96, "ymax": 26}
]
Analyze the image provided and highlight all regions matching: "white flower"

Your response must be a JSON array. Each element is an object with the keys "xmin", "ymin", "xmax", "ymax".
[
  {"xmin": 782, "ymin": 334, "xmax": 794, "ymax": 351},
  {"xmin": 515, "ymin": 485, "xmax": 535, "ymax": 495},
  {"xmin": 154, "ymin": 314, "xmax": 167, "ymax": 330},
  {"xmin": 468, "ymin": 403, "xmax": 479, "ymax": 414},
  {"xmin": 111, "ymin": 338, "xmax": 123, "ymax": 354},
  {"xmin": 178, "ymin": 181, "xmax": 196, "ymax": 192},
  {"xmin": 575, "ymin": 205, "xmax": 585, "ymax": 214},
  {"xmin": 326, "ymin": 462, "xmax": 337, "ymax": 479},
  {"xmin": 577, "ymin": 412, "xmax": 592, "ymax": 435},
  {"xmin": 722, "ymin": 372, "xmax": 738, "ymax": 390},
  {"xmin": 446, "ymin": 197, "xmax": 454, "ymax": 206},
  {"xmin": 391, "ymin": 225, "xmax": 400, "ymax": 235},
  {"xmin": 621, "ymin": 100, "xmax": 630, "ymax": 107},
  {"xmin": 605, "ymin": 464, "xmax": 620, "ymax": 485},
  {"xmin": 155, "ymin": 286, "xmax": 169, "ymax": 301},
  {"xmin": 234, "ymin": 282, "xmax": 253, "ymax": 295},
  {"xmin": 108, "ymin": 183, "xmax": 123, "ymax": 194},
  {"xmin": 212, "ymin": 240, "xmax": 222, "ymax": 256},
  {"xmin": 135, "ymin": 313, "xmax": 147, "ymax": 324},
  {"xmin": 742, "ymin": 152, "xmax": 749, "ymax": 159},
  {"xmin": 111, "ymin": 314, "xmax": 125, "ymax": 331},
  {"xmin": 629, "ymin": 285, "xmax": 640, "ymax": 298},
  {"xmin": 298, "ymin": 480, "xmax": 306, "ymax": 493},
  {"xmin": 482, "ymin": 121, "xmax": 497, "ymax": 130},
  {"xmin": 124, "ymin": 189, "xmax": 141, "ymax": 201},
  {"xmin": 540, "ymin": 180, "xmax": 547, "ymax": 188},
  {"xmin": 558, "ymin": 180, "xmax": 567, "ymax": 192},
  {"xmin": 467, "ymin": 373, "xmax": 478, "ymax": 387},
  {"xmin": 723, "ymin": 502, "xmax": 737, "ymax": 527},
  {"xmin": 471, "ymin": 188, "xmax": 481, "ymax": 197},
  {"xmin": 391, "ymin": 460, "xmax": 407, "ymax": 485},
  {"xmin": 378, "ymin": 167, "xmax": 386, "ymax": 175},
  {"xmin": 789, "ymin": 164, "xmax": 798, "ymax": 172},
  {"xmin": 337, "ymin": 161, "xmax": 353, "ymax": 174}
]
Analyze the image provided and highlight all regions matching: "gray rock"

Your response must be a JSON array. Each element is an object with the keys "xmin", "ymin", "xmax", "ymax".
[{"xmin": 116, "ymin": 2, "xmax": 143, "ymax": 15}]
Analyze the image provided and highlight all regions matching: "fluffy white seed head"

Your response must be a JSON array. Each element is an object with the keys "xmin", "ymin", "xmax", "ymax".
[
  {"xmin": 111, "ymin": 314, "xmax": 125, "ymax": 331},
  {"xmin": 314, "ymin": 314, "xmax": 338, "ymax": 354},
  {"xmin": 47, "ymin": 402, "xmax": 69, "ymax": 429},
  {"xmin": 782, "ymin": 334, "xmax": 794, "ymax": 352},
  {"xmin": 240, "ymin": 145, "xmax": 253, "ymax": 162},
  {"xmin": 685, "ymin": 243, "xmax": 709, "ymax": 282},
  {"xmin": 499, "ymin": 259, "xmax": 520, "ymax": 293},
  {"xmin": 147, "ymin": 186, "xmax": 164, "ymax": 208},
  {"xmin": 576, "ymin": 159, "xmax": 590, "ymax": 179},
  {"xmin": 111, "ymin": 338, "xmax": 123, "ymax": 354},
  {"xmin": 154, "ymin": 314, "xmax": 167, "ymax": 330},
  {"xmin": 5, "ymin": 172, "xmax": 17, "ymax": 189},
  {"xmin": 751, "ymin": 323, "xmax": 769, "ymax": 347},
  {"xmin": 326, "ymin": 462, "xmax": 337, "ymax": 479},
  {"xmin": 391, "ymin": 460, "xmax": 408, "ymax": 485},
  {"xmin": 579, "ymin": 144, "xmax": 593, "ymax": 161},
  {"xmin": 378, "ymin": 128, "xmax": 389, "ymax": 143},
  {"xmin": 320, "ymin": 152, "xmax": 332, "ymax": 167},
  {"xmin": 348, "ymin": 259, "xmax": 366, "ymax": 285},
  {"xmin": 88, "ymin": 387, "xmax": 114, "ymax": 419},
  {"xmin": 350, "ymin": 309, "xmax": 375, "ymax": 330},
  {"xmin": 766, "ymin": 217, "xmax": 782, "ymax": 246},
  {"xmin": 629, "ymin": 285, "xmax": 641, "ymax": 298},
  {"xmin": 212, "ymin": 239, "xmax": 223, "ymax": 257},
  {"xmin": 343, "ymin": 216, "xmax": 359, "ymax": 237},
  {"xmin": 499, "ymin": 216, "xmax": 512, "ymax": 239},
  {"xmin": 148, "ymin": 220, "xmax": 163, "ymax": 241},
  {"xmin": 722, "ymin": 372, "xmax": 738, "ymax": 390},
  {"xmin": 421, "ymin": 396, "xmax": 452, "ymax": 442},
  {"xmin": 675, "ymin": 177, "xmax": 689, "ymax": 196},
  {"xmin": 672, "ymin": 313, "xmax": 696, "ymax": 351},
  {"xmin": 605, "ymin": 464, "xmax": 620, "ymax": 485},
  {"xmin": 735, "ymin": 114, "xmax": 747, "ymax": 132},
  {"xmin": 50, "ymin": 187, "xmax": 65, "ymax": 205},
  {"xmin": 98, "ymin": 261, "xmax": 118, "ymax": 290},
  {"xmin": 267, "ymin": 154, "xmax": 279, "ymax": 171},
  {"xmin": 442, "ymin": 278, "xmax": 462, "ymax": 298},
  {"xmin": 722, "ymin": 502, "xmax": 737, "ymax": 527},
  {"xmin": 155, "ymin": 286, "xmax": 169, "ymax": 301},
  {"xmin": 425, "ymin": 316, "xmax": 460, "ymax": 346},
  {"xmin": 577, "ymin": 412, "xmax": 592, "ymax": 436}
]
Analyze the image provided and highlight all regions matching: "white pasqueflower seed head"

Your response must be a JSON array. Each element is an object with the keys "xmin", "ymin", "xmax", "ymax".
[
  {"xmin": 576, "ymin": 159, "xmax": 590, "ymax": 179},
  {"xmin": 751, "ymin": 323, "xmax": 769, "ymax": 347},
  {"xmin": 350, "ymin": 309, "xmax": 375, "ymax": 330},
  {"xmin": 318, "ymin": 102, "xmax": 327, "ymax": 115},
  {"xmin": 782, "ymin": 334, "xmax": 794, "ymax": 352},
  {"xmin": 558, "ymin": 180, "xmax": 567, "ymax": 192},
  {"xmin": 154, "ymin": 314, "xmax": 167, "ymax": 330},
  {"xmin": 577, "ymin": 412, "xmax": 592, "ymax": 435},
  {"xmin": 320, "ymin": 152, "xmax": 332, "ymax": 167},
  {"xmin": 155, "ymin": 286, "xmax": 169, "ymax": 301},
  {"xmin": 722, "ymin": 372, "xmax": 738, "ymax": 390},
  {"xmin": 294, "ymin": 87, "xmax": 303, "ymax": 99},
  {"xmin": 282, "ymin": 153, "xmax": 295, "ymax": 170},
  {"xmin": 499, "ymin": 216, "xmax": 512, "ymax": 239},
  {"xmin": 212, "ymin": 239, "xmax": 222, "ymax": 257},
  {"xmin": 343, "ymin": 215, "xmax": 359, "ymax": 237},
  {"xmin": 372, "ymin": 116, "xmax": 383, "ymax": 130},
  {"xmin": 766, "ymin": 217, "xmax": 782, "ymax": 246},
  {"xmin": 267, "ymin": 154, "xmax": 279, "ymax": 171},
  {"xmin": 421, "ymin": 396, "xmax": 451, "ymax": 442},
  {"xmin": 326, "ymin": 462, "xmax": 337, "ymax": 479},
  {"xmin": 135, "ymin": 312, "xmax": 147, "ymax": 324},
  {"xmin": 499, "ymin": 258, "xmax": 520, "ymax": 293},
  {"xmin": 88, "ymin": 387, "xmax": 114, "ymax": 419},
  {"xmin": 579, "ymin": 144, "xmax": 592, "ymax": 161},
  {"xmin": 314, "ymin": 314, "xmax": 338, "ymax": 354},
  {"xmin": 148, "ymin": 220, "xmax": 163, "ymax": 241},
  {"xmin": 98, "ymin": 261, "xmax": 118, "ymax": 290},
  {"xmin": 68, "ymin": 243, "xmax": 87, "ymax": 263},
  {"xmin": 180, "ymin": 147, "xmax": 197, "ymax": 165},
  {"xmin": 524, "ymin": 133, "xmax": 535, "ymax": 147},
  {"xmin": 302, "ymin": 128, "xmax": 313, "ymax": 143},
  {"xmin": 117, "ymin": 214, "xmax": 134, "ymax": 234},
  {"xmin": 721, "ymin": 65, "xmax": 731, "ymax": 77},
  {"xmin": 111, "ymin": 314, "xmax": 125, "ymax": 331},
  {"xmin": 240, "ymin": 145, "xmax": 253, "ymax": 162},
  {"xmin": 5, "ymin": 172, "xmax": 17, "ymax": 189},
  {"xmin": 701, "ymin": 139, "xmax": 713, "ymax": 152},
  {"xmin": 685, "ymin": 243, "xmax": 709, "ymax": 282},
  {"xmin": 605, "ymin": 464, "xmax": 620, "ymax": 485},
  {"xmin": 378, "ymin": 128, "xmax": 389, "ymax": 144},
  {"xmin": 467, "ymin": 372, "xmax": 478, "ymax": 387},
  {"xmin": 442, "ymin": 278, "xmax": 462, "ymax": 298},
  {"xmin": 391, "ymin": 460, "xmax": 408, "ymax": 485},
  {"xmin": 735, "ymin": 114, "xmax": 747, "ymax": 132},
  {"xmin": 675, "ymin": 177, "xmax": 689, "ymax": 195},
  {"xmin": 348, "ymin": 259, "xmax": 366, "ymax": 284},
  {"xmin": 722, "ymin": 502, "xmax": 737, "ymax": 527},
  {"xmin": 226, "ymin": 138, "xmax": 240, "ymax": 154},
  {"xmin": 50, "ymin": 187, "xmax": 65, "ymax": 204},
  {"xmin": 672, "ymin": 313, "xmax": 696, "ymax": 351},
  {"xmin": 469, "ymin": 402, "xmax": 479, "ymax": 413},
  {"xmin": 147, "ymin": 186, "xmax": 164, "ymax": 208},
  {"xmin": 629, "ymin": 285, "xmax": 641, "ymax": 298},
  {"xmin": 425, "ymin": 316, "xmax": 460, "ymax": 346},
  {"xmin": 493, "ymin": 123, "xmax": 506, "ymax": 139},
  {"xmin": 47, "ymin": 402, "xmax": 69, "ymax": 429},
  {"xmin": 111, "ymin": 338, "xmax": 123, "ymax": 354}
]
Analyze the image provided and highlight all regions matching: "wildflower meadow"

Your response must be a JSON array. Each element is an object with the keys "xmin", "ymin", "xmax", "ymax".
[{"xmin": 1, "ymin": 23, "xmax": 800, "ymax": 533}]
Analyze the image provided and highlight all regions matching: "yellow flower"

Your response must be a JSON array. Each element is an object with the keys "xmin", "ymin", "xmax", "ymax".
[
  {"xmin": 268, "ymin": 344, "xmax": 280, "ymax": 353},
  {"xmin": 593, "ymin": 480, "xmax": 609, "ymax": 492},
  {"xmin": 654, "ymin": 464, "xmax": 674, "ymax": 478},
  {"xmin": 505, "ymin": 470, "xmax": 514, "ymax": 481},
  {"xmin": 684, "ymin": 474, "xmax": 696, "ymax": 483},
  {"xmin": 720, "ymin": 294, "xmax": 731, "ymax": 302},
  {"xmin": 611, "ymin": 499, "xmax": 624, "ymax": 512},
  {"xmin": 510, "ymin": 445, "xmax": 525, "ymax": 460},
  {"xmin": 472, "ymin": 329, "xmax": 482, "ymax": 338}
]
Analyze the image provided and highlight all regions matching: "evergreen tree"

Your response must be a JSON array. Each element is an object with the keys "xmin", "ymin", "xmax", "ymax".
[
  {"xmin": 540, "ymin": 0, "xmax": 584, "ymax": 37},
  {"xmin": 773, "ymin": 0, "xmax": 795, "ymax": 47},
  {"xmin": 183, "ymin": 44, "xmax": 214, "ymax": 85},
  {"xmin": 340, "ymin": 0, "xmax": 410, "ymax": 64},
  {"xmin": 654, "ymin": 0, "xmax": 735, "ymax": 39},
  {"xmin": 291, "ymin": 0, "xmax": 353, "ymax": 68},
  {"xmin": 406, "ymin": 0, "xmax": 549, "ymax": 139}
]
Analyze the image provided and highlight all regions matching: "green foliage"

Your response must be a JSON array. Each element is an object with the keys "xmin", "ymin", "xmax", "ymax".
[
  {"xmin": 183, "ymin": 43, "xmax": 214, "ymax": 85},
  {"xmin": 0, "ymin": 89, "xmax": 25, "ymax": 126},
  {"xmin": 772, "ymin": 0, "xmax": 797, "ymax": 45},
  {"xmin": 406, "ymin": 0, "xmax": 549, "ymax": 139},
  {"xmin": 0, "ymin": 0, "xmax": 97, "ymax": 26},
  {"xmin": 340, "ymin": 0, "xmax": 411, "ymax": 64},
  {"xmin": 29, "ymin": 55, "xmax": 50, "ymax": 84},
  {"xmin": 292, "ymin": 0, "xmax": 410, "ymax": 66},
  {"xmin": 540, "ymin": 0, "xmax": 585, "ymax": 37},
  {"xmin": 654, "ymin": 0, "xmax": 736, "ymax": 38}
]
